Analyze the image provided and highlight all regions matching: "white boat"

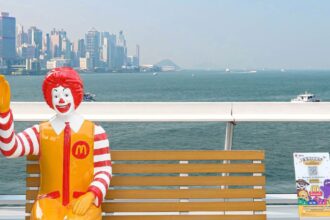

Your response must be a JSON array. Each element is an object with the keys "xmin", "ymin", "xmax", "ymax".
[
  {"xmin": 83, "ymin": 92, "xmax": 96, "ymax": 102},
  {"xmin": 291, "ymin": 92, "xmax": 320, "ymax": 103},
  {"xmin": 153, "ymin": 72, "xmax": 158, "ymax": 76},
  {"xmin": 225, "ymin": 68, "xmax": 230, "ymax": 73}
]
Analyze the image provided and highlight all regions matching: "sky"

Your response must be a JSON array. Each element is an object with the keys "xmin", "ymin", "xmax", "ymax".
[{"xmin": 1, "ymin": 0, "xmax": 330, "ymax": 69}]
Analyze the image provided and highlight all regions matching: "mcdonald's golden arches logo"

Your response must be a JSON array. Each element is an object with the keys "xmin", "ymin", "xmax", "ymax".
[
  {"xmin": 72, "ymin": 141, "xmax": 90, "ymax": 159},
  {"xmin": 309, "ymin": 185, "xmax": 323, "ymax": 196}
]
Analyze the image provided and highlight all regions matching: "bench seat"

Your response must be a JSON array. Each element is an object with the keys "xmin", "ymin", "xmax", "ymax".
[{"xmin": 26, "ymin": 150, "xmax": 266, "ymax": 220}]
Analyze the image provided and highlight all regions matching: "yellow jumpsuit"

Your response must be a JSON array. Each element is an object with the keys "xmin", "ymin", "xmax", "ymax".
[{"xmin": 30, "ymin": 120, "xmax": 102, "ymax": 220}]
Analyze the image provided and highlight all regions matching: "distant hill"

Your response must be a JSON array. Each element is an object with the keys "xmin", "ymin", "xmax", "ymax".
[{"xmin": 155, "ymin": 59, "xmax": 180, "ymax": 71}]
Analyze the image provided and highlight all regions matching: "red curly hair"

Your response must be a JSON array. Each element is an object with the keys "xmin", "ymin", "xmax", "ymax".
[{"xmin": 42, "ymin": 67, "xmax": 84, "ymax": 109}]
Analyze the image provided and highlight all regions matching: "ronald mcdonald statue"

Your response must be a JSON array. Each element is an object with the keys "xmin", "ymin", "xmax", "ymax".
[{"xmin": 0, "ymin": 67, "xmax": 112, "ymax": 220}]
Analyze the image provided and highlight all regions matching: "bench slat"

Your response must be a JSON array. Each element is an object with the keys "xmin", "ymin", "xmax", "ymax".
[
  {"xmin": 27, "ymin": 150, "xmax": 264, "ymax": 161},
  {"xmin": 112, "ymin": 163, "xmax": 265, "ymax": 173},
  {"xmin": 105, "ymin": 188, "xmax": 266, "ymax": 199},
  {"xmin": 112, "ymin": 151, "xmax": 264, "ymax": 161},
  {"xmin": 111, "ymin": 176, "xmax": 266, "ymax": 186},
  {"xmin": 27, "ymin": 163, "xmax": 265, "ymax": 174},
  {"xmin": 26, "ymin": 201, "xmax": 266, "ymax": 213},
  {"xmin": 102, "ymin": 215, "xmax": 266, "ymax": 220},
  {"xmin": 27, "ymin": 176, "xmax": 265, "ymax": 187},
  {"xmin": 101, "ymin": 201, "xmax": 266, "ymax": 212},
  {"xmin": 26, "ymin": 188, "xmax": 265, "ymax": 200}
]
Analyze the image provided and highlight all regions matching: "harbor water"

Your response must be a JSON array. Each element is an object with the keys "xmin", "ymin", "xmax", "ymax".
[{"xmin": 1, "ymin": 70, "xmax": 330, "ymax": 194}]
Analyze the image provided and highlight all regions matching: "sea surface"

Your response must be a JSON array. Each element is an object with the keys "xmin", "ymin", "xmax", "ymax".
[{"xmin": 1, "ymin": 69, "xmax": 330, "ymax": 194}]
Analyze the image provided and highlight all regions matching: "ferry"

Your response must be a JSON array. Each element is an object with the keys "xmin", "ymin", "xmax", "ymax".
[
  {"xmin": 291, "ymin": 92, "xmax": 320, "ymax": 103},
  {"xmin": 83, "ymin": 92, "xmax": 96, "ymax": 102}
]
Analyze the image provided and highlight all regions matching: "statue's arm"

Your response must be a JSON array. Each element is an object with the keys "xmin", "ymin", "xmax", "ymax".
[
  {"xmin": 0, "ymin": 75, "xmax": 40, "ymax": 158},
  {"xmin": 87, "ymin": 124, "xmax": 112, "ymax": 207}
]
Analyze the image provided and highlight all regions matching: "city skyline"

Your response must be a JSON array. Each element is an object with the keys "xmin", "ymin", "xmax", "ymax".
[
  {"xmin": 0, "ymin": 10, "xmax": 147, "ymax": 73},
  {"xmin": 1, "ymin": 0, "xmax": 330, "ymax": 69}
]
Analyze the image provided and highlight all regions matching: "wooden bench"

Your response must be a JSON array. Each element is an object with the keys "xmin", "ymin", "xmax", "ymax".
[{"xmin": 26, "ymin": 150, "xmax": 266, "ymax": 220}]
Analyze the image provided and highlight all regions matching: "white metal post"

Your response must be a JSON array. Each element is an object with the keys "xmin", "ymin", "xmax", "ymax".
[
  {"xmin": 224, "ymin": 121, "xmax": 235, "ymax": 151},
  {"xmin": 222, "ymin": 121, "xmax": 236, "ymax": 190}
]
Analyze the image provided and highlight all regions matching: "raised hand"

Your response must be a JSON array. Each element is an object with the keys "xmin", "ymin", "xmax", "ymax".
[{"xmin": 0, "ymin": 75, "xmax": 10, "ymax": 113}]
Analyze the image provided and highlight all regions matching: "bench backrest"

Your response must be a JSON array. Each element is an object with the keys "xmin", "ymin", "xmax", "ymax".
[{"xmin": 26, "ymin": 150, "xmax": 266, "ymax": 220}]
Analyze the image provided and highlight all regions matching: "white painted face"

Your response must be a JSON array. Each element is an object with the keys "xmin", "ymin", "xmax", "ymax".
[{"xmin": 52, "ymin": 86, "xmax": 75, "ymax": 115}]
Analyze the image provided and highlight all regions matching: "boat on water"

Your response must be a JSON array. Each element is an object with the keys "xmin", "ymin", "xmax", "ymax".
[
  {"xmin": 153, "ymin": 72, "xmax": 158, "ymax": 76},
  {"xmin": 225, "ymin": 68, "xmax": 231, "ymax": 73},
  {"xmin": 291, "ymin": 92, "xmax": 320, "ymax": 103},
  {"xmin": 83, "ymin": 92, "xmax": 96, "ymax": 102}
]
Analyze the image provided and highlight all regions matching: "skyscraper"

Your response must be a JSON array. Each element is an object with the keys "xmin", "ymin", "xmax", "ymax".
[
  {"xmin": 136, "ymin": 44, "xmax": 140, "ymax": 67},
  {"xmin": 98, "ymin": 32, "xmax": 117, "ymax": 70},
  {"xmin": 50, "ymin": 29, "xmax": 62, "ymax": 58},
  {"xmin": 43, "ymin": 33, "xmax": 51, "ymax": 59},
  {"xmin": 0, "ymin": 12, "xmax": 16, "ymax": 65},
  {"xmin": 76, "ymin": 39, "xmax": 86, "ymax": 58},
  {"xmin": 28, "ymin": 26, "xmax": 42, "ymax": 58},
  {"xmin": 61, "ymin": 37, "xmax": 72, "ymax": 59},
  {"xmin": 16, "ymin": 24, "xmax": 28, "ymax": 49},
  {"xmin": 114, "ymin": 31, "xmax": 127, "ymax": 69},
  {"xmin": 85, "ymin": 28, "xmax": 100, "ymax": 69},
  {"xmin": 109, "ymin": 34, "xmax": 116, "ymax": 70}
]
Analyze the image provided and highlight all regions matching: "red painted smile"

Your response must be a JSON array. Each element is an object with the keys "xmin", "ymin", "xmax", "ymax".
[{"xmin": 55, "ymin": 103, "xmax": 71, "ymax": 113}]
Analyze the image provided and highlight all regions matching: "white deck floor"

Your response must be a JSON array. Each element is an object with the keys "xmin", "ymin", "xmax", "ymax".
[
  {"xmin": 1, "ymin": 205, "xmax": 329, "ymax": 220},
  {"xmin": 2, "ymin": 194, "xmax": 330, "ymax": 220}
]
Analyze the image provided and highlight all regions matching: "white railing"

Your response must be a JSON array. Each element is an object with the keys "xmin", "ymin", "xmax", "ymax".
[
  {"xmin": 12, "ymin": 101, "xmax": 330, "ymax": 150},
  {"xmin": 11, "ymin": 102, "xmax": 330, "ymax": 122}
]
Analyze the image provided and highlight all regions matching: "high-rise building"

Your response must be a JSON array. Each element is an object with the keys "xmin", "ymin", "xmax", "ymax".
[
  {"xmin": 61, "ymin": 37, "xmax": 72, "ymax": 59},
  {"xmin": 136, "ymin": 44, "xmax": 140, "ymax": 67},
  {"xmin": 42, "ymin": 33, "xmax": 51, "ymax": 59},
  {"xmin": 113, "ymin": 31, "xmax": 127, "ymax": 69},
  {"xmin": 17, "ymin": 43, "xmax": 35, "ymax": 59},
  {"xmin": 85, "ymin": 28, "xmax": 100, "ymax": 69},
  {"xmin": 79, "ymin": 57, "xmax": 92, "ymax": 70},
  {"xmin": 50, "ymin": 29, "xmax": 62, "ymax": 58},
  {"xmin": 0, "ymin": 12, "xmax": 16, "ymax": 65},
  {"xmin": 46, "ymin": 58, "xmax": 70, "ymax": 69},
  {"xmin": 127, "ymin": 56, "xmax": 139, "ymax": 68},
  {"xmin": 16, "ymin": 24, "xmax": 28, "ymax": 48},
  {"xmin": 100, "ymin": 32, "xmax": 118, "ymax": 70},
  {"xmin": 59, "ymin": 29, "xmax": 67, "ymax": 40},
  {"xmin": 28, "ymin": 26, "xmax": 42, "ymax": 58},
  {"xmin": 117, "ymin": 30, "xmax": 127, "ymax": 48},
  {"xmin": 76, "ymin": 39, "xmax": 86, "ymax": 58},
  {"xmin": 100, "ymin": 37, "xmax": 109, "ymax": 62},
  {"xmin": 100, "ymin": 32, "xmax": 111, "ymax": 69},
  {"xmin": 108, "ymin": 34, "xmax": 116, "ymax": 70}
]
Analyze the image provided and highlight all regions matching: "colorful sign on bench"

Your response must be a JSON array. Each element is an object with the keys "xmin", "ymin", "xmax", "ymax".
[{"xmin": 294, "ymin": 152, "xmax": 330, "ymax": 217}]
